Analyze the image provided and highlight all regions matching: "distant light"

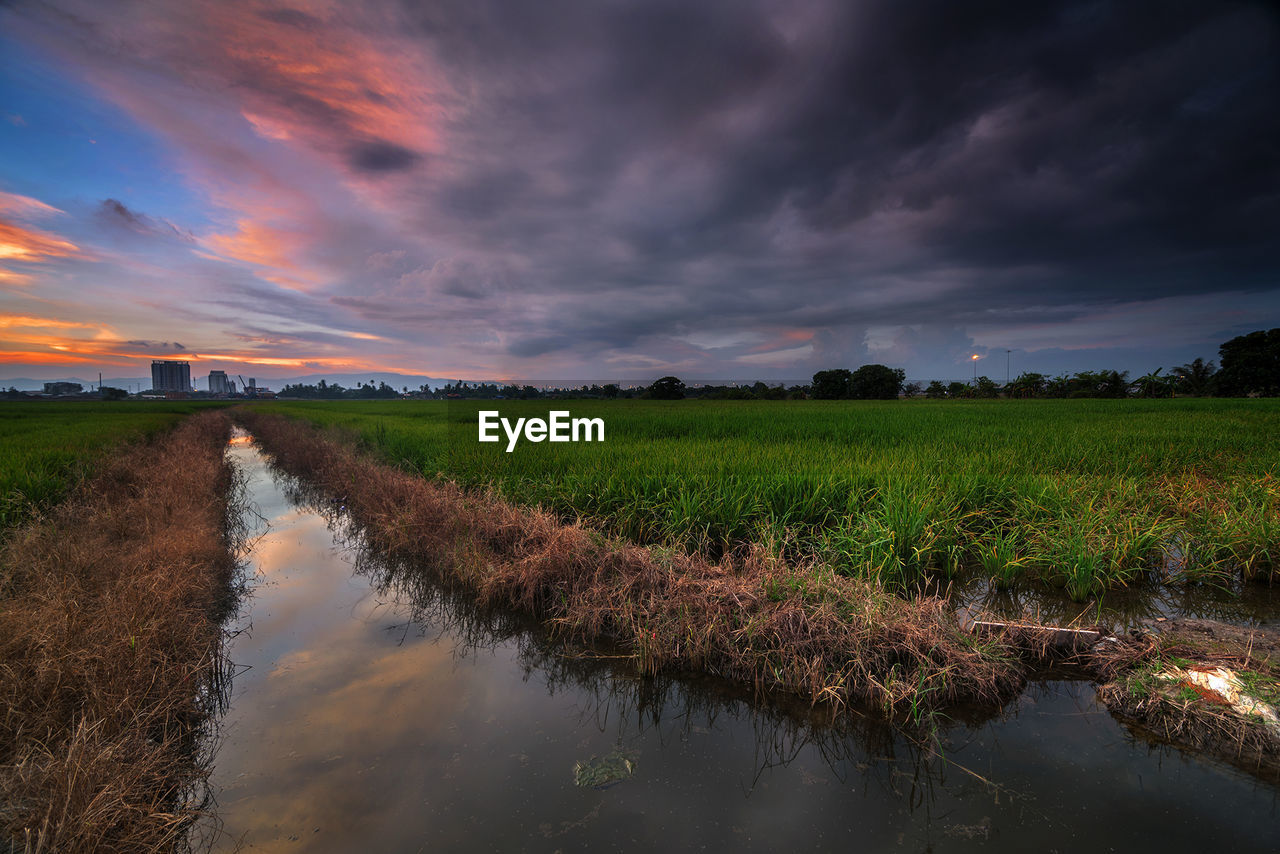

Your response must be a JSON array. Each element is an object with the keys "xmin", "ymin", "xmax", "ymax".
[{"xmin": 971, "ymin": 354, "xmax": 980, "ymax": 360}]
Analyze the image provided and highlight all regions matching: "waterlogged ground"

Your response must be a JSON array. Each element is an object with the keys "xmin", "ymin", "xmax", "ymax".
[
  {"xmin": 950, "ymin": 573, "xmax": 1278, "ymax": 632},
  {"xmin": 197, "ymin": 433, "xmax": 1279, "ymax": 852}
]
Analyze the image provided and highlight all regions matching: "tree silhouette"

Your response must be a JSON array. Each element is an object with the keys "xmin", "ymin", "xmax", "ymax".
[
  {"xmin": 1171, "ymin": 358, "xmax": 1216, "ymax": 396},
  {"xmin": 849, "ymin": 364, "xmax": 906, "ymax": 399},
  {"xmin": 1134, "ymin": 368, "xmax": 1171, "ymax": 398},
  {"xmin": 648, "ymin": 376, "xmax": 685, "ymax": 399},
  {"xmin": 1217, "ymin": 328, "xmax": 1280, "ymax": 396},
  {"xmin": 810, "ymin": 369, "xmax": 852, "ymax": 399}
]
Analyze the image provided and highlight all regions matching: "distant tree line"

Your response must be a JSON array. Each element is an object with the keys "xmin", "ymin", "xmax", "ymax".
[
  {"xmin": 644, "ymin": 377, "xmax": 800, "ymax": 400},
  {"xmin": 416, "ymin": 378, "xmax": 802, "ymax": 400},
  {"xmin": 428, "ymin": 381, "xmax": 625, "ymax": 400},
  {"xmin": 3, "ymin": 385, "xmax": 129, "ymax": 401},
  {"xmin": 810, "ymin": 365, "xmax": 906, "ymax": 399},
  {"xmin": 921, "ymin": 328, "xmax": 1280, "ymax": 399},
  {"xmin": 220, "ymin": 327, "xmax": 1280, "ymax": 402},
  {"xmin": 698, "ymin": 327, "xmax": 1278, "ymax": 402},
  {"xmin": 277, "ymin": 379, "xmax": 403, "ymax": 399}
]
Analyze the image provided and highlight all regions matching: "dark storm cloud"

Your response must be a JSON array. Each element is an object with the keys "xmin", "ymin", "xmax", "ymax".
[
  {"xmin": 125, "ymin": 340, "xmax": 185, "ymax": 350},
  {"xmin": 255, "ymin": 7, "xmax": 320, "ymax": 30},
  {"xmin": 9, "ymin": 0, "xmax": 1278, "ymax": 379},
  {"xmin": 347, "ymin": 140, "xmax": 422, "ymax": 173},
  {"xmin": 96, "ymin": 199, "xmax": 195, "ymax": 242},
  {"xmin": 388, "ymin": 1, "xmax": 1277, "ymax": 303},
  {"xmin": 440, "ymin": 168, "xmax": 532, "ymax": 221},
  {"xmin": 708, "ymin": 2, "xmax": 1271, "ymax": 288},
  {"xmin": 417, "ymin": 0, "xmax": 1277, "ymax": 371},
  {"xmin": 100, "ymin": 198, "xmax": 145, "ymax": 228}
]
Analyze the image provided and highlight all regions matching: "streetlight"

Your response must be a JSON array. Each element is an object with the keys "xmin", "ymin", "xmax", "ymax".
[{"xmin": 971, "ymin": 353, "xmax": 980, "ymax": 385}]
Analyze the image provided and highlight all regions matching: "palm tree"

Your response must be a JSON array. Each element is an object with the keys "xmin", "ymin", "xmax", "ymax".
[
  {"xmin": 1171, "ymin": 358, "xmax": 1216, "ymax": 396},
  {"xmin": 1045, "ymin": 374, "xmax": 1072, "ymax": 398},
  {"xmin": 1135, "ymin": 368, "xmax": 1171, "ymax": 398},
  {"xmin": 1007, "ymin": 372, "xmax": 1046, "ymax": 398},
  {"xmin": 1098, "ymin": 369, "xmax": 1130, "ymax": 398}
]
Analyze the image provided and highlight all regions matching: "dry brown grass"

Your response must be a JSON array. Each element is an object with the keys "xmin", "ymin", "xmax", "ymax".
[
  {"xmin": 240, "ymin": 411, "xmax": 1024, "ymax": 716},
  {"xmin": 0, "ymin": 411, "xmax": 236, "ymax": 852}
]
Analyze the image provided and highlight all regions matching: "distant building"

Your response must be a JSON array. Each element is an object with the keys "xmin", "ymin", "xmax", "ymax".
[
  {"xmin": 208, "ymin": 370, "xmax": 233, "ymax": 395},
  {"xmin": 151, "ymin": 360, "xmax": 191, "ymax": 393},
  {"xmin": 43, "ymin": 381, "xmax": 83, "ymax": 395}
]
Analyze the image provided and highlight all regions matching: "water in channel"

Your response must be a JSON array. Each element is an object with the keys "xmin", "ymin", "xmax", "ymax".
[{"xmin": 198, "ymin": 432, "xmax": 1279, "ymax": 851}]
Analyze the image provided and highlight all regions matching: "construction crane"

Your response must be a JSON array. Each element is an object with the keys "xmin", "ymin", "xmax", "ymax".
[{"xmin": 237, "ymin": 374, "xmax": 254, "ymax": 398}]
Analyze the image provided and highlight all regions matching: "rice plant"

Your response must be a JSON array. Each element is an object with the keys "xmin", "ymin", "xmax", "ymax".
[
  {"xmin": 254, "ymin": 397, "xmax": 1280, "ymax": 597},
  {"xmin": 0, "ymin": 401, "xmax": 221, "ymax": 532},
  {"xmin": 973, "ymin": 526, "xmax": 1028, "ymax": 591}
]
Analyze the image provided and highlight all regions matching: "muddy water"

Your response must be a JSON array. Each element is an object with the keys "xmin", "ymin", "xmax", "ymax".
[
  {"xmin": 950, "ymin": 574, "xmax": 1279, "ymax": 633},
  {"xmin": 199, "ymin": 434, "xmax": 1279, "ymax": 851}
]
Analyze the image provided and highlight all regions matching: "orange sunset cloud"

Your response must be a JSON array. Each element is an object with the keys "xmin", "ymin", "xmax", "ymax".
[{"xmin": 0, "ymin": 220, "xmax": 79, "ymax": 264}]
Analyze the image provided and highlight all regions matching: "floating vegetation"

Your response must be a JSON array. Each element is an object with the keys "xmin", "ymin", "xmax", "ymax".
[{"xmin": 572, "ymin": 748, "xmax": 638, "ymax": 789}]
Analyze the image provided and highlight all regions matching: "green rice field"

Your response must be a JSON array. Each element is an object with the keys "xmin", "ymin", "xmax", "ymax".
[
  {"xmin": 254, "ymin": 398, "xmax": 1280, "ymax": 600},
  {"xmin": 0, "ymin": 401, "xmax": 226, "ymax": 531}
]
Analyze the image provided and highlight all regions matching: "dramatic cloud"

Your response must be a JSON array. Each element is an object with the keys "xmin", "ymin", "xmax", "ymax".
[
  {"xmin": 97, "ymin": 198, "xmax": 195, "ymax": 242},
  {"xmin": 0, "ymin": 190, "xmax": 78, "ymax": 278},
  {"xmin": 348, "ymin": 140, "xmax": 422, "ymax": 173},
  {"xmin": 0, "ymin": 220, "xmax": 78, "ymax": 264},
  {"xmin": 0, "ymin": 190, "xmax": 62, "ymax": 219},
  {"xmin": 1, "ymin": 0, "xmax": 1277, "ymax": 381}
]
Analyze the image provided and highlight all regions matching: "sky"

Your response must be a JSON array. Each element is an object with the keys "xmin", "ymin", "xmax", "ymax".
[{"xmin": 1, "ymin": 0, "xmax": 1277, "ymax": 384}]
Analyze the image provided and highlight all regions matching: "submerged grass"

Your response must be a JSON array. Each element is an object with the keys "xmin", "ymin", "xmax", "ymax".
[
  {"xmin": 0, "ymin": 410, "xmax": 236, "ymax": 852},
  {"xmin": 253, "ymin": 398, "xmax": 1280, "ymax": 600}
]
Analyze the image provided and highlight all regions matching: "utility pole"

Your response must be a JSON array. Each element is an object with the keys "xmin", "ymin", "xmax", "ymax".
[{"xmin": 1006, "ymin": 350, "xmax": 1011, "ymax": 386}]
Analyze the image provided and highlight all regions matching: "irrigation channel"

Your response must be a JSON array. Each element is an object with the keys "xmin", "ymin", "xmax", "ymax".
[{"xmin": 195, "ymin": 430, "xmax": 1279, "ymax": 851}]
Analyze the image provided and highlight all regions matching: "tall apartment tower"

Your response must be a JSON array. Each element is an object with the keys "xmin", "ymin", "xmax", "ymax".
[
  {"xmin": 208, "ymin": 370, "xmax": 232, "ymax": 394},
  {"xmin": 151, "ymin": 360, "xmax": 191, "ymax": 392}
]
